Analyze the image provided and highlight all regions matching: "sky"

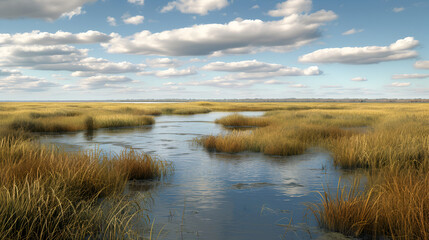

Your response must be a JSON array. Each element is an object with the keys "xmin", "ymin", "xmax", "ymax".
[{"xmin": 0, "ymin": 0, "xmax": 429, "ymax": 100}]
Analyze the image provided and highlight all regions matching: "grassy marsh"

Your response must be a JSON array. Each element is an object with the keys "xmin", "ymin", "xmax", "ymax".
[
  {"xmin": 1, "ymin": 101, "xmax": 429, "ymax": 239},
  {"xmin": 0, "ymin": 101, "xmax": 343, "ymax": 133}
]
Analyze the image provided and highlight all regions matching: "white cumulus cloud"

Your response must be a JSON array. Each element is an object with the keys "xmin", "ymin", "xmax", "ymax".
[
  {"xmin": 0, "ymin": 30, "xmax": 111, "ymax": 45},
  {"xmin": 351, "ymin": 77, "xmax": 367, "ymax": 81},
  {"xmin": 268, "ymin": 0, "xmax": 312, "ymax": 17},
  {"xmin": 414, "ymin": 61, "xmax": 429, "ymax": 69},
  {"xmin": 202, "ymin": 60, "xmax": 321, "ymax": 79},
  {"xmin": 80, "ymin": 75, "xmax": 134, "ymax": 89},
  {"xmin": 123, "ymin": 15, "xmax": 144, "ymax": 25},
  {"xmin": 161, "ymin": 0, "xmax": 229, "ymax": 15},
  {"xmin": 0, "ymin": 45, "xmax": 88, "ymax": 68},
  {"xmin": 289, "ymin": 84, "xmax": 307, "ymax": 88},
  {"xmin": 299, "ymin": 37, "xmax": 419, "ymax": 64},
  {"xmin": 202, "ymin": 60, "xmax": 282, "ymax": 72},
  {"xmin": 103, "ymin": 9, "xmax": 337, "ymax": 56},
  {"xmin": 393, "ymin": 7, "xmax": 404, "ymax": 13},
  {"xmin": 146, "ymin": 58, "xmax": 182, "ymax": 68},
  {"xmin": 107, "ymin": 16, "xmax": 116, "ymax": 26},
  {"xmin": 342, "ymin": 28, "xmax": 363, "ymax": 35},
  {"xmin": 392, "ymin": 74, "xmax": 429, "ymax": 79},
  {"xmin": 0, "ymin": 30, "xmax": 147, "ymax": 82},
  {"xmin": 128, "ymin": 0, "xmax": 144, "ymax": 5},
  {"xmin": 0, "ymin": 44, "xmax": 145, "ymax": 75},
  {"xmin": 185, "ymin": 60, "xmax": 320, "ymax": 88},
  {"xmin": 391, "ymin": 82, "xmax": 411, "ymax": 87},
  {"xmin": 0, "ymin": 69, "xmax": 21, "ymax": 76},
  {"xmin": 185, "ymin": 77, "xmax": 256, "ymax": 88},
  {"xmin": 61, "ymin": 6, "xmax": 85, "ymax": 19},
  {"xmin": 153, "ymin": 67, "xmax": 197, "ymax": 78},
  {"xmin": 0, "ymin": 0, "xmax": 96, "ymax": 20},
  {"xmin": 0, "ymin": 75, "xmax": 57, "ymax": 91}
]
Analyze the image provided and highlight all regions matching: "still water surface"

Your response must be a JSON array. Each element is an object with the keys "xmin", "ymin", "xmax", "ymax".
[{"xmin": 40, "ymin": 112, "xmax": 359, "ymax": 240}]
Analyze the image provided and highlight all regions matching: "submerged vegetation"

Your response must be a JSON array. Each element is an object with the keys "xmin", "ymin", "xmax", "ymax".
[{"xmin": 1, "ymin": 101, "xmax": 429, "ymax": 239}]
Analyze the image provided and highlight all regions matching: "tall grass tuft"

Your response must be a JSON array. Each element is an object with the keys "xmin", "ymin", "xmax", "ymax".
[
  {"xmin": 95, "ymin": 115, "xmax": 154, "ymax": 129},
  {"xmin": 112, "ymin": 149, "xmax": 172, "ymax": 180},
  {"xmin": 10, "ymin": 119, "xmax": 46, "ymax": 132},
  {"xmin": 215, "ymin": 113, "xmax": 271, "ymax": 127},
  {"xmin": 308, "ymin": 178, "xmax": 378, "ymax": 238},
  {"xmin": 171, "ymin": 107, "xmax": 211, "ymax": 115},
  {"xmin": 199, "ymin": 131, "xmax": 248, "ymax": 153},
  {"xmin": 310, "ymin": 170, "xmax": 429, "ymax": 239},
  {"xmin": 329, "ymin": 130, "xmax": 429, "ymax": 169},
  {"xmin": 0, "ymin": 133, "xmax": 171, "ymax": 239},
  {"xmin": 0, "ymin": 180, "xmax": 144, "ymax": 240}
]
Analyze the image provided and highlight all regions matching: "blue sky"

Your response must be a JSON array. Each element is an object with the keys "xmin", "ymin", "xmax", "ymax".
[{"xmin": 0, "ymin": 0, "xmax": 428, "ymax": 100}]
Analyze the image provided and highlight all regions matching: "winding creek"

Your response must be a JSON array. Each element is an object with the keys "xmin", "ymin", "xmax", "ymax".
[{"xmin": 40, "ymin": 111, "xmax": 363, "ymax": 240}]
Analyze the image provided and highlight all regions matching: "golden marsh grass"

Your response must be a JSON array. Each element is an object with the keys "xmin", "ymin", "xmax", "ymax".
[
  {"xmin": 214, "ymin": 113, "xmax": 271, "ymax": 127},
  {"xmin": 1, "ymin": 101, "xmax": 429, "ymax": 239},
  {"xmin": 309, "ymin": 169, "xmax": 429, "ymax": 239},
  {"xmin": 0, "ymin": 101, "xmax": 340, "ymax": 133},
  {"xmin": 0, "ymin": 132, "xmax": 171, "ymax": 239}
]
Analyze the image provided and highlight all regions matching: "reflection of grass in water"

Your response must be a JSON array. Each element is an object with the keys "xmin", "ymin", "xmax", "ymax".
[{"xmin": 0, "ymin": 131, "xmax": 172, "ymax": 239}]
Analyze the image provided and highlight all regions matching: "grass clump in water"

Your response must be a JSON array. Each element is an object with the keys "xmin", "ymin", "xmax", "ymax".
[
  {"xmin": 198, "ymin": 110, "xmax": 364, "ymax": 156},
  {"xmin": 171, "ymin": 107, "xmax": 211, "ymax": 115},
  {"xmin": 215, "ymin": 113, "xmax": 271, "ymax": 127},
  {"xmin": 309, "ymin": 169, "xmax": 429, "ymax": 240},
  {"xmin": 95, "ymin": 115, "xmax": 154, "ymax": 129},
  {"xmin": 112, "ymin": 149, "xmax": 171, "ymax": 180},
  {"xmin": 199, "ymin": 131, "xmax": 248, "ymax": 153}
]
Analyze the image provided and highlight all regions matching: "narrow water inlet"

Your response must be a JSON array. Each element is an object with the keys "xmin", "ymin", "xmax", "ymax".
[{"xmin": 39, "ymin": 112, "xmax": 361, "ymax": 240}]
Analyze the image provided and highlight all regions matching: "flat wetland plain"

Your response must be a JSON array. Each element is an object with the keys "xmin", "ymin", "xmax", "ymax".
[{"xmin": 0, "ymin": 101, "xmax": 428, "ymax": 239}]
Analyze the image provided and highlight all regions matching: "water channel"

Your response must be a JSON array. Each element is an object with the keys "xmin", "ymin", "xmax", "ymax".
[{"xmin": 40, "ymin": 112, "xmax": 360, "ymax": 240}]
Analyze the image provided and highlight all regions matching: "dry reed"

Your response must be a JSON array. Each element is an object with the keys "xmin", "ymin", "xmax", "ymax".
[
  {"xmin": 215, "ymin": 113, "xmax": 271, "ymax": 127},
  {"xmin": 0, "ymin": 133, "xmax": 171, "ymax": 239}
]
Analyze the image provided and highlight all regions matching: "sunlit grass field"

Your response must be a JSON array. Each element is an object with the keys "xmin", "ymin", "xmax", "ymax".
[{"xmin": 0, "ymin": 101, "xmax": 428, "ymax": 239}]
